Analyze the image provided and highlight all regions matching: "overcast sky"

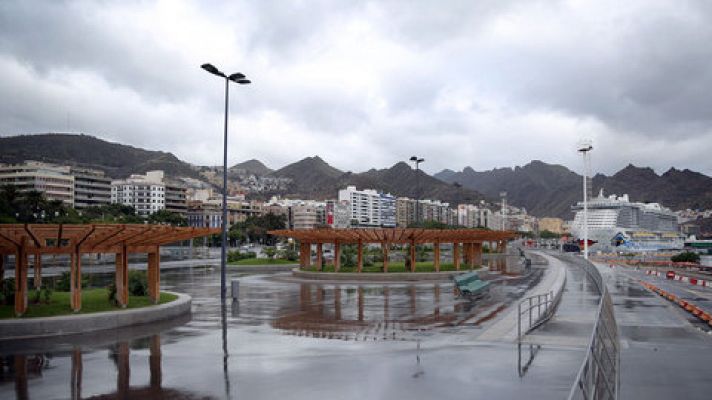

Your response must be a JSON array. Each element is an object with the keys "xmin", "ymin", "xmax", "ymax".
[{"xmin": 2, "ymin": 0, "xmax": 712, "ymax": 177}]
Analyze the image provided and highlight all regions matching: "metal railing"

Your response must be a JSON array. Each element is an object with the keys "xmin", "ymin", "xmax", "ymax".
[
  {"xmin": 517, "ymin": 285, "xmax": 565, "ymax": 340},
  {"xmin": 517, "ymin": 253, "xmax": 566, "ymax": 340},
  {"xmin": 568, "ymin": 256, "xmax": 620, "ymax": 400}
]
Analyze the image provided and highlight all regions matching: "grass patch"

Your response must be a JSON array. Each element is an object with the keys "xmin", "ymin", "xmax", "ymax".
[
  {"xmin": 229, "ymin": 258, "xmax": 296, "ymax": 266},
  {"xmin": 304, "ymin": 261, "xmax": 481, "ymax": 273},
  {"xmin": 0, "ymin": 288, "xmax": 177, "ymax": 319}
]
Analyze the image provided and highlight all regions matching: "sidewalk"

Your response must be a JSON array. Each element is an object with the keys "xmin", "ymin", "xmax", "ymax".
[{"xmin": 521, "ymin": 252, "xmax": 600, "ymax": 347}]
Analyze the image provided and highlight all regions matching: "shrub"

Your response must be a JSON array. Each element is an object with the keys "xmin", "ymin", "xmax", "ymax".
[
  {"xmin": 227, "ymin": 250, "xmax": 257, "ymax": 262},
  {"xmin": 671, "ymin": 251, "xmax": 700, "ymax": 263},
  {"xmin": 107, "ymin": 283, "xmax": 118, "ymax": 305},
  {"xmin": 54, "ymin": 272, "xmax": 89, "ymax": 292},
  {"xmin": 42, "ymin": 287, "xmax": 52, "ymax": 303},
  {"xmin": 128, "ymin": 270, "xmax": 148, "ymax": 296},
  {"xmin": 280, "ymin": 248, "xmax": 298, "ymax": 261},
  {"xmin": 1, "ymin": 278, "xmax": 15, "ymax": 305},
  {"xmin": 32, "ymin": 289, "xmax": 41, "ymax": 304},
  {"xmin": 263, "ymin": 247, "xmax": 277, "ymax": 259}
]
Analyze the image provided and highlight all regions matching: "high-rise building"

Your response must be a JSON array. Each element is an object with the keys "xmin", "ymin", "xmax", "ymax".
[
  {"xmin": 396, "ymin": 197, "xmax": 454, "ymax": 226},
  {"xmin": 0, "ymin": 161, "xmax": 75, "ymax": 206},
  {"xmin": 338, "ymin": 186, "xmax": 396, "ymax": 227},
  {"xmin": 72, "ymin": 167, "xmax": 111, "ymax": 209},
  {"xmin": 457, "ymin": 204, "xmax": 492, "ymax": 228}
]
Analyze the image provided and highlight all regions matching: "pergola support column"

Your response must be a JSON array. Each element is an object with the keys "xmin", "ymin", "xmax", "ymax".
[
  {"xmin": 33, "ymin": 254, "xmax": 41, "ymax": 289},
  {"xmin": 316, "ymin": 243, "xmax": 323, "ymax": 271},
  {"xmin": 115, "ymin": 245, "xmax": 129, "ymax": 308},
  {"xmin": 333, "ymin": 240, "xmax": 341, "ymax": 272},
  {"xmin": 433, "ymin": 241, "xmax": 441, "ymax": 272},
  {"xmin": 382, "ymin": 242, "xmax": 389, "ymax": 272},
  {"xmin": 473, "ymin": 242, "xmax": 483, "ymax": 267},
  {"xmin": 148, "ymin": 246, "xmax": 160, "ymax": 304},
  {"xmin": 463, "ymin": 243, "xmax": 471, "ymax": 267},
  {"xmin": 468, "ymin": 242, "xmax": 476, "ymax": 269},
  {"xmin": 14, "ymin": 238, "xmax": 28, "ymax": 316},
  {"xmin": 70, "ymin": 249, "xmax": 82, "ymax": 312},
  {"xmin": 409, "ymin": 239, "xmax": 416, "ymax": 272},
  {"xmin": 453, "ymin": 242, "xmax": 460, "ymax": 271},
  {"xmin": 357, "ymin": 239, "xmax": 363, "ymax": 273}
]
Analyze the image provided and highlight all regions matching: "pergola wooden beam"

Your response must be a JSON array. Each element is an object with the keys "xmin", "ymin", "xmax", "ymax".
[
  {"xmin": 268, "ymin": 228, "xmax": 516, "ymax": 245},
  {"xmin": 0, "ymin": 224, "xmax": 219, "ymax": 316}
]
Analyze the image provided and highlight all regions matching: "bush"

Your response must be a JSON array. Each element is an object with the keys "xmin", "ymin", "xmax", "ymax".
[
  {"xmin": 671, "ymin": 251, "xmax": 700, "ymax": 263},
  {"xmin": 54, "ymin": 272, "xmax": 89, "ymax": 292},
  {"xmin": 1, "ymin": 278, "xmax": 15, "ymax": 305},
  {"xmin": 280, "ymin": 248, "xmax": 298, "ymax": 261},
  {"xmin": 128, "ymin": 270, "xmax": 148, "ymax": 296},
  {"xmin": 227, "ymin": 250, "xmax": 257, "ymax": 262},
  {"xmin": 107, "ymin": 283, "xmax": 118, "ymax": 305},
  {"xmin": 42, "ymin": 287, "xmax": 52, "ymax": 303},
  {"xmin": 263, "ymin": 247, "xmax": 277, "ymax": 259}
]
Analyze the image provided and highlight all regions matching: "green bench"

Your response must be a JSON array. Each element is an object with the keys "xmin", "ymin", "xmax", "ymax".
[{"xmin": 454, "ymin": 271, "xmax": 490, "ymax": 297}]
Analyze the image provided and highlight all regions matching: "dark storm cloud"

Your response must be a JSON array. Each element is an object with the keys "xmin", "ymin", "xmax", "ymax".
[{"xmin": 0, "ymin": 0, "xmax": 711, "ymax": 176}]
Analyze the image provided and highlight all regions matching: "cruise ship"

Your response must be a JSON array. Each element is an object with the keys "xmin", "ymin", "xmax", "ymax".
[{"xmin": 570, "ymin": 190, "xmax": 683, "ymax": 251}]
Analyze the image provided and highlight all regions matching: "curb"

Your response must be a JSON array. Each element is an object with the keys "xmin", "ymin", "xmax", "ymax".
[
  {"xmin": 639, "ymin": 281, "xmax": 712, "ymax": 328},
  {"xmin": 644, "ymin": 270, "xmax": 709, "ymax": 287},
  {"xmin": 0, "ymin": 291, "xmax": 192, "ymax": 341}
]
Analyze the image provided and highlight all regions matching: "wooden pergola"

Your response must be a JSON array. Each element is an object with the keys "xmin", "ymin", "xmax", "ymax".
[
  {"xmin": 269, "ymin": 228, "xmax": 517, "ymax": 272},
  {"xmin": 0, "ymin": 224, "xmax": 219, "ymax": 316}
]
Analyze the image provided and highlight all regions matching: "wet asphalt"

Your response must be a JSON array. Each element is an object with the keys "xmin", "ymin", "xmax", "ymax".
[{"xmin": 595, "ymin": 262, "xmax": 712, "ymax": 400}]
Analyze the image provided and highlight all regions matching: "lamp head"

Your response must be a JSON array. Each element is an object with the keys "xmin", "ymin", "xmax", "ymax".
[{"xmin": 201, "ymin": 63, "xmax": 226, "ymax": 78}]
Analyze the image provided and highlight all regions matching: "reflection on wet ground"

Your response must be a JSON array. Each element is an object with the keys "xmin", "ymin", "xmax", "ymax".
[{"xmin": 1, "ymin": 265, "xmax": 588, "ymax": 400}]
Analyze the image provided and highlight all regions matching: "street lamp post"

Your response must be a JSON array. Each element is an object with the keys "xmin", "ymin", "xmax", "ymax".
[
  {"xmin": 578, "ymin": 140, "xmax": 593, "ymax": 260},
  {"xmin": 201, "ymin": 63, "xmax": 251, "ymax": 303},
  {"xmin": 409, "ymin": 156, "xmax": 425, "ymax": 225}
]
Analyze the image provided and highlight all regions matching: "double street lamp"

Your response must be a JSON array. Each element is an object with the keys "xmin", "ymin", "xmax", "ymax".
[
  {"xmin": 201, "ymin": 63, "xmax": 251, "ymax": 303},
  {"xmin": 409, "ymin": 156, "xmax": 425, "ymax": 224}
]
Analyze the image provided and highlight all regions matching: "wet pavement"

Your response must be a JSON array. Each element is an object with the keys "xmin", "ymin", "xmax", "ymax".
[
  {"xmin": 521, "ymin": 253, "xmax": 600, "ymax": 347},
  {"xmin": 594, "ymin": 262, "xmax": 712, "ymax": 400},
  {"xmin": 1, "ymin": 261, "xmax": 594, "ymax": 399}
]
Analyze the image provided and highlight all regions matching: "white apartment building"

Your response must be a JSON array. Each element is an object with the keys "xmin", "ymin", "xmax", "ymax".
[
  {"xmin": 338, "ymin": 186, "xmax": 396, "ymax": 228},
  {"xmin": 0, "ymin": 161, "xmax": 75, "ymax": 206},
  {"xmin": 111, "ymin": 171, "xmax": 167, "ymax": 217},
  {"xmin": 457, "ymin": 204, "xmax": 492, "ymax": 228}
]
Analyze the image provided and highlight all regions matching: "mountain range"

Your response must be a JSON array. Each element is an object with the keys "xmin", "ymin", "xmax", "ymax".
[
  {"xmin": 268, "ymin": 156, "xmax": 486, "ymax": 205},
  {"xmin": 2, "ymin": 133, "xmax": 711, "ymax": 218},
  {"xmin": 0, "ymin": 134, "xmax": 200, "ymax": 179},
  {"xmin": 435, "ymin": 161, "xmax": 712, "ymax": 218}
]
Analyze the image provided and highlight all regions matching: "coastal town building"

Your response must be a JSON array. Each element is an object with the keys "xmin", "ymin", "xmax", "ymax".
[
  {"xmin": 71, "ymin": 167, "xmax": 112, "ymax": 209},
  {"xmin": 338, "ymin": 186, "xmax": 396, "ymax": 228},
  {"xmin": 0, "ymin": 161, "xmax": 75, "ymax": 206}
]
